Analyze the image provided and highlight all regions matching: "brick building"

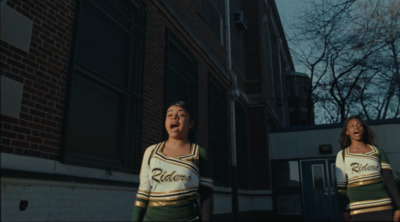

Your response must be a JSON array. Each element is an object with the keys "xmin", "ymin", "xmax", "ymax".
[{"xmin": 1, "ymin": 0, "xmax": 297, "ymax": 221}]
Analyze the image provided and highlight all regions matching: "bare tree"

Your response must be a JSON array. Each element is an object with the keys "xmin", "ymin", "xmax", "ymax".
[
  {"xmin": 354, "ymin": 0, "xmax": 400, "ymax": 120},
  {"xmin": 287, "ymin": 0, "xmax": 400, "ymax": 124}
]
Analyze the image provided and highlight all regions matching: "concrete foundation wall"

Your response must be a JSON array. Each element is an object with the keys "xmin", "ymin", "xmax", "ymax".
[
  {"xmin": 1, "ymin": 177, "xmax": 136, "ymax": 222},
  {"xmin": 1, "ymin": 153, "xmax": 273, "ymax": 221}
]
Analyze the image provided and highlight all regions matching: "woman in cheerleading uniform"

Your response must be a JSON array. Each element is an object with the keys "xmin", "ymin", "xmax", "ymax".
[
  {"xmin": 335, "ymin": 116, "xmax": 400, "ymax": 221},
  {"xmin": 132, "ymin": 101, "xmax": 213, "ymax": 221}
]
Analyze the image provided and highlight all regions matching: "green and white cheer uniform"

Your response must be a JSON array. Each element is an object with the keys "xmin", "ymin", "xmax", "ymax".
[
  {"xmin": 132, "ymin": 142, "xmax": 213, "ymax": 221},
  {"xmin": 335, "ymin": 145, "xmax": 399, "ymax": 217}
]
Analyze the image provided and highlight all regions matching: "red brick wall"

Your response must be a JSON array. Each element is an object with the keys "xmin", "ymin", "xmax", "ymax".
[
  {"xmin": 140, "ymin": 0, "xmax": 168, "ymax": 150},
  {"xmin": 0, "ymin": 0, "xmax": 230, "ymax": 160},
  {"xmin": 140, "ymin": 0, "xmax": 230, "ymax": 151},
  {"xmin": 242, "ymin": 0, "xmax": 274, "ymax": 189},
  {"xmin": 243, "ymin": 0, "xmax": 262, "ymax": 94},
  {"xmin": 1, "ymin": 0, "xmax": 274, "ymax": 191},
  {"xmin": 1, "ymin": 0, "xmax": 76, "ymax": 159}
]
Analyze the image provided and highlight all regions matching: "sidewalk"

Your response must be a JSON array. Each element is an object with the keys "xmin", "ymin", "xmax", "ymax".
[{"xmin": 213, "ymin": 211, "xmax": 302, "ymax": 221}]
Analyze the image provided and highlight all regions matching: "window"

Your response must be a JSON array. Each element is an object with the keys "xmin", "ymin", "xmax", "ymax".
[
  {"xmin": 188, "ymin": 0, "xmax": 224, "ymax": 44},
  {"xmin": 235, "ymin": 102, "xmax": 248, "ymax": 189},
  {"xmin": 264, "ymin": 13, "xmax": 280, "ymax": 99},
  {"xmin": 62, "ymin": 0, "xmax": 146, "ymax": 172},
  {"xmin": 208, "ymin": 75, "xmax": 229, "ymax": 186},
  {"xmin": 204, "ymin": 0, "xmax": 224, "ymax": 43},
  {"xmin": 272, "ymin": 160, "xmax": 302, "ymax": 215},
  {"xmin": 165, "ymin": 32, "xmax": 198, "ymax": 142},
  {"xmin": 262, "ymin": 15, "xmax": 275, "ymax": 96},
  {"xmin": 312, "ymin": 164, "xmax": 325, "ymax": 190}
]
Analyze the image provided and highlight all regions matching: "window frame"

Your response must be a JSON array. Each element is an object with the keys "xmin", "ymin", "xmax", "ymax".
[
  {"xmin": 164, "ymin": 30, "xmax": 199, "ymax": 142},
  {"xmin": 208, "ymin": 74, "xmax": 230, "ymax": 187},
  {"xmin": 61, "ymin": 0, "xmax": 146, "ymax": 173}
]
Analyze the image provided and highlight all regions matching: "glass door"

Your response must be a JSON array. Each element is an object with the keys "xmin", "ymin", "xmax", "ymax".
[{"xmin": 300, "ymin": 159, "xmax": 341, "ymax": 221}]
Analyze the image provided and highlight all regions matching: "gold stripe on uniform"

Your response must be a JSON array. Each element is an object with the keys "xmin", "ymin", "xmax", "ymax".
[
  {"xmin": 149, "ymin": 186, "xmax": 198, "ymax": 195},
  {"xmin": 348, "ymin": 197, "xmax": 392, "ymax": 208},
  {"xmin": 348, "ymin": 178, "xmax": 381, "ymax": 187},
  {"xmin": 150, "ymin": 193, "xmax": 197, "ymax": 202},
  {"xmin": 350, "ymin": 205, "xmax": 393, "ymax": 215},
  {"xmin": 134, "ymin": 200, "xmax": 148, "ymax": 208},
  {"xmin": 149, "ymin": 196, "xmax": 198, "ymax": 207},
  {"xmin": 138, "ymin": 189, "xmax": 151, "ymax": 194}
]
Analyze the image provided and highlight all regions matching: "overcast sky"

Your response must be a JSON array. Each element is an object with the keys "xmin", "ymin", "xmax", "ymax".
[
  {"xmin": 275, "ymin": 0, "xmax": 312, "ymax": 74},
  {"xmin": 275, "ymin": 0, "xmax": 303, "ymax": 30}
]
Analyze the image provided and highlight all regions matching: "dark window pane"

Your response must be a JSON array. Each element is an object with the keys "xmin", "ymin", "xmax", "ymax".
[
  {"xmin": 165, "ymin": 33, "xmax": 198, "ymax": 142},
  {"xmin": 236, "ymin": 103, "xmax": 248, "ymax": 189},
  {"xmin": 208, "ymin": 76, "xmax": 229, "ymax": 186},
  {"xmin": 63, "ymin": 0, "xmax": 145, "ymax": 171},
  {"xmin": 66, "ymin": 75, "xmax": 124, "ymax": 161},
  {"xmin": 312, "ymin": 165, "xmax": 325, "ymax": 190},
  {"xmin": 166, "ymin": 68, "xmax": 190, "ymax": 102},
  {"xmin": 204, "ymin": 0, "xmax": 223, "ymax": 41},
  {"xmin": 76, "ymin": 0, "xmax": 130, "ymax": 86}
]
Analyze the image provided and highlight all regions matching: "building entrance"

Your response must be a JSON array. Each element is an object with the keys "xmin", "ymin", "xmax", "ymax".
[{"xmin": 300, "ymin": 159, "xmax": 342, "ymax": 221}]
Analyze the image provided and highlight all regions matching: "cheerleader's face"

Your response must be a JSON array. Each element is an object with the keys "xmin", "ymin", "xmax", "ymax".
[
  {"xmin": 346, "ymin": 119, "xmax": 364, "ymax": 141},
  {"xmin": 165, "ymin": 105, "xmax": 193, "ymax": 140}
]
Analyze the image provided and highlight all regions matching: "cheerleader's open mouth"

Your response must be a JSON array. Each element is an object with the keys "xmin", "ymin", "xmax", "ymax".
[{"xmin": 171, "ymin": 123, "xmax": 179, "ymax": 132}]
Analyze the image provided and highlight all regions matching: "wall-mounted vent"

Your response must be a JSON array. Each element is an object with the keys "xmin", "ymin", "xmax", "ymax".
[{"xmin": 233, "ymin": 11, "xmax": 247, "ymax": 30}]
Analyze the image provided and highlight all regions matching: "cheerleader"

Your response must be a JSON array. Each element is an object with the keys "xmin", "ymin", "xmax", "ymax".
[
  {"xmin": 132, "ymin": 101, "xmax": 213, "ymax": 221},
  {"xmin": 335, "ymin": 116, "xmax": 400, "ymax": 221}
]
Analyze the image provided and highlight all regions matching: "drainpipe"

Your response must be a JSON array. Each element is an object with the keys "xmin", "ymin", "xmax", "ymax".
[{"xmin": 224, "ymin": 0, "xmax": 239, "ymax": 217}]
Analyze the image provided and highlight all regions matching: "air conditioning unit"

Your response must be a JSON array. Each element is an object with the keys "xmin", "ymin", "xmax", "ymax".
[{"xmin": 233, "ymin": 11, "xmax": 247, "ymax": 30}]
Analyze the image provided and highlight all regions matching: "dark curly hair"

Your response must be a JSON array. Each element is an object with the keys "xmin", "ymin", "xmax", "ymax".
[
  {"xmin": 339, "ymin": 115, "xmax": 377, "ymax": 149},
  {"xmin": 166, "ymin": 101, "xmax": 194, "ymax": 121},
  {"xmin": 165, "ymin": 101, "xmax": 196, "ymax": 142}
]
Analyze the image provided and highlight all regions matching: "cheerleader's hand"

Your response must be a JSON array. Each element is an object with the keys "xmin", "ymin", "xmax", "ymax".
[{"xmin": 393, "ymin": 209, "xmax": 400, "ymax": 222}]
